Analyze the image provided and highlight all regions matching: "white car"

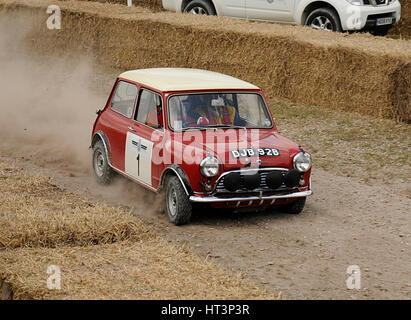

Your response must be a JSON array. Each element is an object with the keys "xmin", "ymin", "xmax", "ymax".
[{"xmin": 162, "ymin": 0, "xmax": 401, "ymax": 36}]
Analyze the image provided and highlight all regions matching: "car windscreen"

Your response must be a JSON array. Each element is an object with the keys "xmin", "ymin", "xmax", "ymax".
[{"xmin": 168, "ymin": 93, "xmax": 273, "ymax": 131}]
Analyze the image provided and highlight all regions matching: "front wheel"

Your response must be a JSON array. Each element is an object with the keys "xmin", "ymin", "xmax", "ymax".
[
  {"xmin": 283, "ymin": 197, "xmax": 306, "ymax": 215},
  {"xmin": 165, "ymin": 176, "xmax": 192, "ymax": 225},
  {"xmin": 305, "ymin": 8, "xmax": 342, "ymax": 32},
  {"xmin": 183, "ymin": 0, "xmax": 216, "ymax": 15}
]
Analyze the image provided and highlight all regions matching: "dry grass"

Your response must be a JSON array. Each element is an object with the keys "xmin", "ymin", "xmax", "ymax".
[
  {"xmin": 1, "ymin": 0, "xmax": 410, "ymax": 122},
  {"xmin": 0, "ymin": 161, "xmax": 279, "ymax": 299},
  {"xmin": 390, "ymin": 0, "xmax": 411, "ymax": 38}
]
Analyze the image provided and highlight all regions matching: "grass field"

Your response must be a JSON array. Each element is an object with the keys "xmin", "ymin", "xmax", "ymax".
[{"xmin": 268, "ymin": 98, "xmax": 411, "ymax": 195}]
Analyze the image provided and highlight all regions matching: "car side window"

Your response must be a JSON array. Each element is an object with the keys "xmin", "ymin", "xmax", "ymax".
[
  {"xmin": 110, "ymin": 81, "xmax": 138, "ymax": 118},
  {"xmin": 135, "ymin": 89, "xmax": 162, "ymax": 129}
]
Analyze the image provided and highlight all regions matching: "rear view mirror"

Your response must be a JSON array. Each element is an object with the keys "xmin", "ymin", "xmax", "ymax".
[{"xmin": 211, "ymin": 97, "xmax": 225, "ymax": 107}]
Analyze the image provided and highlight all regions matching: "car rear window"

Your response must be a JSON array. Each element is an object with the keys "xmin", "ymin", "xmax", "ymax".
[{"xmin": 110, "ymin": 81, "xmax": 138, "ymax": 118}]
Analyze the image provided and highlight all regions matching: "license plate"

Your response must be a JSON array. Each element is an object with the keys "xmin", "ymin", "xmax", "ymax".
[
  {"xmin": 376, "ymin": 17, "xmax": 393, "ymax": 26},
  {"xmin": 231, "ymin": 148, "xmax": 280, "ymax": 158}
]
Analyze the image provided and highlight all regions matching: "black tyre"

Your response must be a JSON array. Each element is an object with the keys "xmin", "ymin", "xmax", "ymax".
[
  {"xmin": 165, "ymin": 175, "xmax": 192, "ymax": 225},
  {"xmin": 283, "ymin": 197, "xmax": 306, "ymax": 215},
  {"xmin": 184, "ymin": 0, "xmax": 216, "ymax": 15},
  {"xmin": 305, "ymin": 8, "xmax": 342, "ymax": 32},
  {"xmin": 370, "ymin": 27, "xmax": 390, "ymax": 37},
  {"xmin": 92, "ymin": 140, "xmax": 114, "ymax": 185}
]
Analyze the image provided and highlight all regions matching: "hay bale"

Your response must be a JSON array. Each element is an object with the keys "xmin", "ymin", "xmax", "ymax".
[
  {"xmin": 91, "ymin": 0, "xmax": 164, "ymax": 12},
  {"xmin": 0, "ymin": 240, "xmax": 280, "ymax": 299},
  {"xmin": 0, "ymin": 160, "xmax": 280, "ymax": 300},
  {"xmin": 0, "ymin": 164, "xmax": 153, "ymax": 249},
  {"xmin": 1, "ymin": 0, "xmax": 410, "ymax": 122}
]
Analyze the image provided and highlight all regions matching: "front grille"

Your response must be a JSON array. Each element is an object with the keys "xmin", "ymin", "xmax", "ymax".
[
  {"xmin": 365, "ymin": 0, "xmax": 392, "ymax": 5},
  {"xmin": 367, "ymin": 13, "xmax": 394, "ymax": 19},
  {"xmin": 215, "ymin": 169, "xmax": 293, "ymax": 193}
]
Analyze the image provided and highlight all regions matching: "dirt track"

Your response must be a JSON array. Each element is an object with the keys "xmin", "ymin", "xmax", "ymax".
[
  {"xmin": 0, "ymin": 4, "xmax": 410, "ymax": 300},
  {"xmin": 2, "ymin": 143, "xmax": 410, "ymax": 299}
]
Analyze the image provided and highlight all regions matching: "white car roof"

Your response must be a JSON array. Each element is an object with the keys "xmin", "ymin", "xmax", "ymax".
[{"xmin": 119, "ymin": 68, "xmax": 259, "ymax": 92}]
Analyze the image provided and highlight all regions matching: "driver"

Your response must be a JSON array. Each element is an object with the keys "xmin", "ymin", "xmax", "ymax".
[{"xmin": 185, "ymin": 94, "xmax": 237, "ymax": 127}]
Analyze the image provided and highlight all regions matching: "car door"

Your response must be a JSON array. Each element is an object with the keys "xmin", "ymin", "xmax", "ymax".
[
  {"xmin": 125, "ymin": 88, "xmax": 164, "ymax": 188},
  {"xmin": 246, "ymin": 0, "xmax": 295, "ymax": 22},
  {"xmin": 219, "ymin": 0, "xmax": 246, "ymax": 18},
  {"xmin": 103, "ymin": 80, "xmax": 138, "ymax": 171}
]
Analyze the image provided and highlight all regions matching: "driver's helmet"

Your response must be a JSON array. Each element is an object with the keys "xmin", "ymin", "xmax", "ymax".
[{"xmin": 184, "ymin": 95, "xmax": 206, "ymax": 123}]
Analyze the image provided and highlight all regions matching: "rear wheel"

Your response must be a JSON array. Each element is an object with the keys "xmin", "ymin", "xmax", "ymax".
[
  {"xmin": 92, "ymin": 140, "xmax": 114, "ymax": 185},
  {"xmin": 184, "ymin": 0, "xmax": 216, "ymax": 15},
  {"xmin": 305, "ymin": 8, "xmax": 342, "ymax": 32},
  {"xmin": 283, "ymin": 197, "xmax": 306, "ymax": 215},
  {"xmin": 165, "ymin": 176, "xmax": 192, "ymax": 225}
]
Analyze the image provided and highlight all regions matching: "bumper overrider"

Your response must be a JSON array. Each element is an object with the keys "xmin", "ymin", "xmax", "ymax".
[{"xmin": 189, "ymin": 167, "xmax": 312, "ymax": 204}]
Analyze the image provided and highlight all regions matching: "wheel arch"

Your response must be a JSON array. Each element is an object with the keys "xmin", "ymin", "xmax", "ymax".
[
  {"xmin": 91, "ymin": 131, "xmax": 112, "ymax": 165},
  {"xmin": 159, "ymin": 164, "xmax": 193, "ymax": 196},
  {"xmin": 181, "ymin": 0, "xmax": 218, "ymax": 15},
  {"xmin": 298, "ymin": 1, "xmax": 342, "ymax": 27}
]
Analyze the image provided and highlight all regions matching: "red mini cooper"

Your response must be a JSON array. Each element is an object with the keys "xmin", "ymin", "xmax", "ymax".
[{"xmin": 91, "ymin": 68, "xmax": 312, "ymax": 225}]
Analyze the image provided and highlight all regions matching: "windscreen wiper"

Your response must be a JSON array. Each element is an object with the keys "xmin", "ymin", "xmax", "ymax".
[
  {"xmin": 179, "ymin": 127, "xmax": 213, "ymax": 132},
  {"xmin": 209, "ymin": 125, "xmax": 247, "ymax": 130}
]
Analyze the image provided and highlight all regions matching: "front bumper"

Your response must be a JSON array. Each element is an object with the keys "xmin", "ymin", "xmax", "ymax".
[
  {"xmin": 340, "ymin": 2, "xmax": 401, "ymax": 30},
  {"xmin": 189, "ymin": 189, "xmax": 312, "ymax": 203}
]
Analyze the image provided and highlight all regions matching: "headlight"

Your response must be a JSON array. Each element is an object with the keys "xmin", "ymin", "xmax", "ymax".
[
  {"xmin": 293, "ymin": 152, "xmax": 312, "ymax": 173},
  {"xmin": 345, "ymin": 0, "xmax": 363, "ymax": 5},
  {"xmin": 200, "ymin": 156, "xmax": 220, "ymax": 178}
]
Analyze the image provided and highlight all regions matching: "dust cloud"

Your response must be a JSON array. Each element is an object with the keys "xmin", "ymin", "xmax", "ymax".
[
  {"xmin": 0, "ymin": 13, "xmax": 105, "ymax": 173},
  {"xmin": 0, "ymin": 12, "xmax": 162, "ymax": 215}
]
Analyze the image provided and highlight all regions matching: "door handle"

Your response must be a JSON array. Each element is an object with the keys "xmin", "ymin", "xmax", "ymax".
[{"xmin": 128, "ymin": 126, "xmax": 136, "ymax": 132}]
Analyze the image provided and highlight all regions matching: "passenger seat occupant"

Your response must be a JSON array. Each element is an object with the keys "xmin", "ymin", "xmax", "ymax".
[{"xmin": 185, "ymin": 95, "xmax": 237, "ymax": 126}]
